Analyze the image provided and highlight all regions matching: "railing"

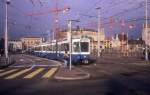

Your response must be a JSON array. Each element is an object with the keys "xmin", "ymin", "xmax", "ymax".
[
  {"xmin": 0, "ymin": 55, "xmax": 15, "ymax": 67},
  {"xmin": 91, "ymin": 48, "xmax": 144, "ymax": 58}
]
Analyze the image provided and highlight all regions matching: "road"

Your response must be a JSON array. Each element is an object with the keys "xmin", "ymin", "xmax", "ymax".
[{"xmin": 0, "ymin": 54, "xmax": 150, "ymax": 95}]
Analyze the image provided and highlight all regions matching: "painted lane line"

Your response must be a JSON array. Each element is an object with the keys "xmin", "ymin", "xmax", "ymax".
[
  {"xmin": 42, "ymin": 68, "xmax": 58, "ymax": 78},
  {"xmin": 0, "ymin": 69, "xmax": 18, "ymax": 77},
  {"xmin": 5, "ymin": 69, "xmax": 31, "ymax": 79},
  {"xmin": 24, "ymin": 68, "xmax": 44, "ymax": 79},
  {"xmin": 10, "ymin": 64, "xmax": 60, "ymax": 68},
  {"xmin": 29, "ymin": 64, "xmax": 36, "ymax": 69}
]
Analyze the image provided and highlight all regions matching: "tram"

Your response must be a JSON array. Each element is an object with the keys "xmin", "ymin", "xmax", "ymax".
[{"xmin": 31, "ymin": 38, "xmax": 94, "ymax": 65}]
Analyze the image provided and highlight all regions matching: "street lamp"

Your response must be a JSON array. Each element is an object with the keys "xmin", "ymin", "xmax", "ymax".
[
  {"xmin": 96, "ymin": 7, "xmax": 101, "ymax": 57},
  {"xmin": 4, "ymin": 0, "xmax": 10, "ymax": 60},
  {"xmin": 68, "ymin": 19, "xmax": 79, "ymax": 70},
  {"xmin": 145, "ymin": 0, "xmax": 149, "ymax": 61}
]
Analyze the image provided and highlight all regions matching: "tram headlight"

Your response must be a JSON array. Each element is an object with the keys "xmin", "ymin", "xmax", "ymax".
[{"xmin": 84, "ymin": 55, "xmax": 87, "ymax": 58}]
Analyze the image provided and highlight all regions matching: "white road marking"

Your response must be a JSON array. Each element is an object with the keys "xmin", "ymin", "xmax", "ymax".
[{"xmin": 10, "ymin": 64, "xmax": 60, "ymax": 68}]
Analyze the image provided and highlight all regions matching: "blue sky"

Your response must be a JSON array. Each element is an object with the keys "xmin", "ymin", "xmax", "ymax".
[{"xmin": 0, "ymin": 0, "xmax": 150, "ymax": 39}]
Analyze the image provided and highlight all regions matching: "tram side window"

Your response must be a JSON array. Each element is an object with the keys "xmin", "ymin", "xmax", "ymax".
[
  {"xmin": 60, "ymin": 43, "xmax": 69, "ymax": 51},
  {"xmin": 48, "ymin": 45, "xmax": 52, "ymax": 51},
  {"xmin": 61, "ymin": 44, "xmax": 64, "ymax": 51},
  {"xmin": 73, "ymin": 42, "xmax": 80, "ymax": 52},
  {"xmin": 81, "ymin": 42, "xmax": 89, "ymax": 52},
  {"xmin": 64, "ymin": 43, "xmax": 69, "ymax": 51},
  {"xmin": 45, "ymin": 46, "xmax": 48, "ymax": 51},
  {"xmin": 35, "ymin": 47, "xmax": 38, "ymax": 51},
  {"xmin": 46, "ymin": 46, "xmax": 50, "ymax": 51},
  {"xmin": 44, "ymin": 46, "xmax": 49, "ymax": 51},
  {"xmin": 43, "ymin": 46, "xmax": 46, "ymax": 51},
  {"xmin": 36, "ymin": 47, "xmax": 41, "ymax": 51},
  {"xmin": 58, "ymin": 44, "xmax": 61, "ymax": 51},
  {"xmin": 39, "ymin": 47, "xmax": 42, "ymax": 51},
  {"xmin": 52, "ymin": 44, "xmax": 57, "ymax": 51}
]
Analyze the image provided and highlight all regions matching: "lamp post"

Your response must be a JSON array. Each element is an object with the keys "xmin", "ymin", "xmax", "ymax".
[
  {"xmin": 68, "ymin": 20, "xmax": 72, "ymax": 70},
  {"xmin": 145, "ymin": 0, "xmax": 149, "ymax": 61},
  {"xmin": 68, "ymin": 19, "xmax": 79, "ymax": 70},
  {"xmin": 4, "ymin": 0, "xmax": 10, "ymax": 60},
  {"xmin": 126, "ymin": 31, "xmax": 129, "ymax": 57},
  {"xmin": 96, "ymin": 7, "xmax": 101, "ymax": 57}
]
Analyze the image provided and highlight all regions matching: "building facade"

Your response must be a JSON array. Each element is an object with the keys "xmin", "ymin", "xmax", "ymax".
[
  {"xmin": 111, "ymin": 33, "xmax": 127, "ymax": 48},
  {"xmin": 21, "ymin": 37, "xmax": 42, "ymax": 50},
  {"xmin": 8, "ymin": 40, "xmax": 22, "ymax": 52},
  {"xmin": 142, "ymin": 24, "xmax": 150, "ymax": 46},
  {"xmin": 57, "ymin": 28, "xmax": 105, "ymax": 41}
]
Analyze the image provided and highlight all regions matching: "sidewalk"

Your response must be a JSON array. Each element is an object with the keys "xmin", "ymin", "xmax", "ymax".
[{"xmin": 54, "ymin": 66, "xmax": 90, "ymax": 80}]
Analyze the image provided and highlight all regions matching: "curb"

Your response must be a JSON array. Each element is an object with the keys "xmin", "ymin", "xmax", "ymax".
[
  {"xmin": 54, "ymin": 73, "xmax": 90, "ymax": 80},
  {"xmin": 23, "ymin": 54, "xmax": 62, "ymax": 66},
  {"xmin": 54, "ymin": 67, "xmax": 90, "ymax": 80}
]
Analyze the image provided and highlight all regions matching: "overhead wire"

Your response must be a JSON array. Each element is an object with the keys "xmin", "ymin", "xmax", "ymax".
[{"xmin": 80, "ymin": 1, "xmax": 150, "ymax": 28}]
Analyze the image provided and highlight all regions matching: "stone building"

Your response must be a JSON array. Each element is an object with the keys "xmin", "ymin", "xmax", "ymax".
[
  {"xmin": 142, "ymin": 24, "xmax": 150, "ymax": 46},
  {"xmin": 21, "ymin": 37, "xmax": 42, "ymax": 50}
]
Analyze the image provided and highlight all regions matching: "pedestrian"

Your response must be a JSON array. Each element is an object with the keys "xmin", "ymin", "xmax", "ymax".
[
  {"xmin": 64, "ymin": 51, "xmax": 69, "ymax": 66},
  {"xmin": 99, "ymin": 49, "xmax": 103, "ymax": 57}
]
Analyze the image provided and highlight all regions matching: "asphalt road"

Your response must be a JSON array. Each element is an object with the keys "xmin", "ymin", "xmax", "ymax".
[{"xmin": 0, "ymin": 54, "xmax": 150, "ymax": 95}]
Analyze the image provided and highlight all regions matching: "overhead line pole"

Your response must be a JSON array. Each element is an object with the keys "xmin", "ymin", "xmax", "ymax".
[
  {"xmin": 68, "ymin": 20, "xmax": 72, "ymax": 71},
  {"xmin": 4, "ymin": 0, "xmax": 10, "ymax": 59},
  {"xmin": 145, "ymin": 0, "xmax": 149, "ymax": 61},
  {"xmin": 96, "ymin": 7, "xmax": 101, "ymax": 57},
  {"xmin": 68, "ymin": 19, "xmax": 79, "ymax": 71}
]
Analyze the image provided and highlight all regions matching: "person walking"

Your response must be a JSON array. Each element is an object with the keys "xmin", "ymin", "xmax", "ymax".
[
  {"xmin": 99, "ymin": 48, "xmax": 103, "ymax": 57},
  {"xmin": 64, "ymin": 51, "xmax": 69, "ymax": 66}
]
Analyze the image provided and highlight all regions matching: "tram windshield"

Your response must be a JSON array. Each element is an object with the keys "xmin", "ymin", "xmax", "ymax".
[
  {"xmin": 81, "ymin": 42, "xmax": 89, "ymax": 52},
  {"xmin": 73, "ymin": 42, "xmax": 80, "ymax": 52},
  {"xmin": 73, "ymin": 42, "xmax": 89, "ymax": 52}
]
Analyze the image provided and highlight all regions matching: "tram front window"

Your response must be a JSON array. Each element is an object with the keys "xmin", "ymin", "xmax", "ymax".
[
  {"xmin": 81, "ymin": 42, "xmax": 89, "ymax": 52},
  {"xmin": 73, "ymin": 42, "xmax": 80, "ymax": 52}
]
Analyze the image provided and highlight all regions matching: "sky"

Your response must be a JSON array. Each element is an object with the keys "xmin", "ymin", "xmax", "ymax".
[{"xmin": 0, "ymin": 0, "xmax": 150, "ymax": 40}]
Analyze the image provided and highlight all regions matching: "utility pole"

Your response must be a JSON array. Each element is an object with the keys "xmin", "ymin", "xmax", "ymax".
[
  {"xmin": 126, "ymin": 31, "xmax": 129, "ymax": 57},
  {"xmin": 4, "ymin": 0, "xmax": 10, "ymax": 59},
  {"xmin": 96, "ymin": 7, "xmax": 101, "ymax": 57},
  {"xmin": 68, "ymin": 20, "xmax": 79, "ymax": 70},
  {"xmin": 145, "ymin": 0, "xmax": 149, "ymax": 61},
  {"xmin": 68, "ymin": 20, "xmax": 72, "ymax": 70}
]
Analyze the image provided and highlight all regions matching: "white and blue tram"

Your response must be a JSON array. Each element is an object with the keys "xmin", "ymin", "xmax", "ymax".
[{"xmin": 31, "ymin": 38, "xmax": 94, "ymax": 65}]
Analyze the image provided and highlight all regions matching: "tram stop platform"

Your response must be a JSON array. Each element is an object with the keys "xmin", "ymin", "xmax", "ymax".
[{"xmin": 54, "ymin": 66, "xmax": 90, "ymax": 80}]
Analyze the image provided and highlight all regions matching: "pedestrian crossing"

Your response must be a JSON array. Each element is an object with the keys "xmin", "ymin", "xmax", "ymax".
[
  {"xmin": 24, "ymin": 68, "xmax": 44, "ymax": 79},
  {"xmin": 0, "ymin": 67, "xmax": 58, "ymax": 80},
  {"xmin": 0, "ymin": 69, "xmax": 18, "ymax": 77},
  {"xmin": 42, "ymin": 68, "xmax": 58, "ymax": 78},
  {"xmin": 5, "ymin": 69, "xmax": 31, "ymax": 79}
]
